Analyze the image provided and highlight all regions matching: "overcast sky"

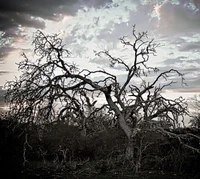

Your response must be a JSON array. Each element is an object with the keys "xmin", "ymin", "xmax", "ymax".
[{"xmin": 0, "ymin": 0, "xmax": 200, "ymax": 97}]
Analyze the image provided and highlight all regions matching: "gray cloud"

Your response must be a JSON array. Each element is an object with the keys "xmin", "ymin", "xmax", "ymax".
[
  {"xmin": 81, "ymin": 0, "xmax": 112, "ymax": 8},
  {"xmin": 169, "ymin": 36, "xmax": 186, "ymax": 45},
  {"xmin": 97, "ymin": 22, "xmax": 131, "ymax": 47},
  {"xmin": 163, "ymin": 56, "xmax": 186, "ymax": 66},
  {"xmin": 129, "ymin": 3, "xmax": 157, "ymax": 31},
  {"xmin": 158, "ymin": 64, "xmax": 200, "ymax": 92},
  {"xmin": 179, "ymin": 42, "xmax": 200, "ymax": 51},
  {"xmin": 158, "ymin": 1, "xmax": 200, "ymax": 34},
  {"xmin": 0, "ymin": 71, "xmax": 9, "ymax": 76},
  {"xmin": 90, "ymin": 56, "xmax": 109, "ymax": 67},
  {"xmin": 0, "ymin": 47, "xmax": 16, "ymax": 61},
  {"xmin": 171, "ymin": 86, "xmax": 200, "ymax": 93},
  {"xmin": 162, "ymin": 57, "xmax": 200, "ymax": 73},
  {"xmin": 183, "ymin": 77, "xmax": 200, "ymax": 92}
]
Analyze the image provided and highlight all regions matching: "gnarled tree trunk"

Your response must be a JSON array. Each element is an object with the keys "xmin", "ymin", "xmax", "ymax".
[{"xmin": 117, "ymin": 114, "xmax": 138, "ymax": 164}]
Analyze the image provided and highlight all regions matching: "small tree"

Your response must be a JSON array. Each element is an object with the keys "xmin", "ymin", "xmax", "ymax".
[
  {"xmin": 189, "ymin": 94, "xmax": 200, "ymax": 128},
  {"xmin": 5, "ymin": 26, "xmax": 199, "ymax": 170}
]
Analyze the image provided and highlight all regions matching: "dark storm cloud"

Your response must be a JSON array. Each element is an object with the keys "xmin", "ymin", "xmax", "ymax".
[
  {"xmin": 0, "ymin": 0, "xmax": 112, "ymax": 61},
  {"xmin": 0, "ymin": 12, "xmax": 45, "ymax": 31},
  {"xmin": 0, "ymin": 0, "xmax": 76, "ymax": 34},
  {"xmin": 0, "ymin": 0, "xmax": 112, "ymax": 35}
]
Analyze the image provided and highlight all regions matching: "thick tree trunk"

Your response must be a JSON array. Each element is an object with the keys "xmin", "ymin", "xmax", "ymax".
[
  {"xmin": 105, "ymin": 93, "xmax": 138, "ymax": 168},
  {"xmin": 105, "ymin": 94, "xmax": 132, "ymax": 138},
  {"xmin": 126, "ymin": 136, "xmax": 135, "ymax": 161},
  {"xmin": 114, "ymin": 113, "xmax": 140, "ymax": 172},
  {"xmin": 125, "ymin": 128, "xmax": 138, "ymax": 162}
]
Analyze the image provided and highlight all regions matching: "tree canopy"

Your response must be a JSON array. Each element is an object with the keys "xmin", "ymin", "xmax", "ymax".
[{"xmin": 5, "ymin": 26, "xmax": 188, "ymax": 128}]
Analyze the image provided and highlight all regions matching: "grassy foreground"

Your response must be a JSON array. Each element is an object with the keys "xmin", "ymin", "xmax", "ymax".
[
  {"xmin": 19, "ymin": 161, "xmax": 200, "ymax": 179},
  {"xmin": 21, "ymin": 168, "xmax": 200, "ymax": 179}
]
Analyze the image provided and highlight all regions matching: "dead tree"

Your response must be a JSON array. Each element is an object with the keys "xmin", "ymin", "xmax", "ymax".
[{"xmin": 5, "ymin": 26, "xmax": 200, "ymax": 169}]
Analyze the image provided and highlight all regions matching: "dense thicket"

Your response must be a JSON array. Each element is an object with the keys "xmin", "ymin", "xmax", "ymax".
[{"xmin": 1, "ymin": 118, "xmax": 199, "ymax": 178}]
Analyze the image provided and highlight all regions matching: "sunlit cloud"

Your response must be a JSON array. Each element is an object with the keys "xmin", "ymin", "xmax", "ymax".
[{"xmin": 154, "ymin": 3, "xmax": 162, "ymax": 19}]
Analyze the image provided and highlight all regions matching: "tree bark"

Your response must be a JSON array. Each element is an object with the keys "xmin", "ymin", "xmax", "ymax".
[
  {"xmin": 125, "ymin": 128, "xmax": 138, "ymax": 163},
  {"xmin": 105, "ymin": 93, "xmax": 138, "ymax": 165},
  {"xmin": 126, "ymin": 136, "xmax": 135, "ymax": 161}
]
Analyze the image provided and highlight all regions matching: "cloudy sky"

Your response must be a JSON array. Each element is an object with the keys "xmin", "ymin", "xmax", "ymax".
[{"xmin": 0, "ymin": 0, "xmax": 200, "ymax": 97}]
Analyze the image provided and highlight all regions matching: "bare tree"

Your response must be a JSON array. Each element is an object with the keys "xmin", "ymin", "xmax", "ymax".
[{"xmin": 5, "ymin": 26, "xmax": 199, "ymax": 167}]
